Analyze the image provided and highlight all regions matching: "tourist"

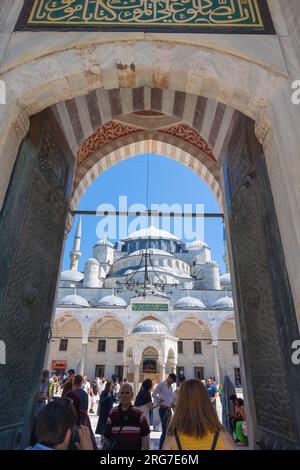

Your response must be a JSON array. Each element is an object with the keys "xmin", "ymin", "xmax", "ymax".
[
  {"xmin": 206, "ymin": 378, "xmax": 218, "ymax": 408},
  {"xmin": 72, "ymin": 375, "xmax": 88, "ymax": 411},
  {"xmin": 61, "ymin": 369, "xmax": 75, "ymax": 398},
  {"xmin": 173, "ymin": 375, "xmax": 186, "ymax": 407},
  {"xmin": 28, "ymin": 399, "xmax": 93, "ymax": 450},
  {"xmin": 134, "ymin": 379, "xmax": 159, "ymax": 425},
  {"xmin": 65, "ymin": 391, "xmax": 98, "ymax": 449},
  {"xmin": 49, "ymin": 373, "xmax": 57, "ymax": 398},
  {"xmin": 89, "ymin": 378, "xmax": 98, "ymax": 414},
  {"xmin": 162, "ymin": 379, "xmax": 235, "ymax": 450},
  {"xmin": 97, "ymin": 376, "xmax": 106, "ymax": 395},
  {"xmin": 235, "ymin": 398, "xmax": 248, "ymax": 445},
  {"xmin": 103, "ymin": 383, "xmax": 150, "ymax": 450},
  {"xmin": 227, "ymin": 394, "xmax": 241, "ymax": 436},
  {"xmin": 35, "ymin": 370, "xmax": 50, "ymax": 417},
  {"xmin": 153, "ymin": 372, "xmax": 177, "ymax": 450},
  {"xmin": 83, "ymin": 375, "xmax": 91, "ymax": 394},
  {"xmin": 95, "ymin": 381, "xmax": 115, "ymax": 437},
  {"xmin": 111, "ymin": 376, "xmax": 120, "ymax": 402}
]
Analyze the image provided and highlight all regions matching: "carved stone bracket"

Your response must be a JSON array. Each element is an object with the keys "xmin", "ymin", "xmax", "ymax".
[
  {"xmin": 64, "ymin": 210, "xmax": 74, "ymax": 237},
  {"xmin": 255, "ymin": 110, "xmax": 271, "ymax": 145},
  {"xmin": 12, "ymin": 108, "xmax": 30, "ymax": 142},
  {"xmin": 247, "ymin": 96, "xmax": 271, "ymax": 146}
]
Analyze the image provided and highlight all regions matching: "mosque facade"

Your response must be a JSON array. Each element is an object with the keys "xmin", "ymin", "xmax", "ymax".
[{"xmin": 46, "ymin": 219, "xmax": 239, "ymax": 392}]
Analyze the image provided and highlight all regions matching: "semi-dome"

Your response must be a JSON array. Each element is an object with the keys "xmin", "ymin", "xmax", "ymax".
[
  {"xmin": 212, "ymin": 296, "xmax": 234, "ymax": 310},
  {"xmin": 132, "ymin": 319, "xmax": 169, "ymax": 335},
  {"xmin": 123, "ymin": 225, "xmax": 179, "ymax": 241},
  {"xmin": 95, "ymin": 238, "xmax": 114, "ymax": 248},
  {"xmin": 58, "ymin": 294, "xmax": 89, "ymax": 307},
  {"xmin": 220, "ymin": 273, "xmax": 231, "ymax": 286},
  {"xmin": 186, "ymin": 240, "xmax": 209, "ymax": 250},
  {"xmin": 96, "ymin": 294, "xmax": 127, "ymax": 307},
  {"xmin": 60, "ymin": 270, "xmax": 84, "ymax": 282},
  {"xmin": 174, "ymin": 296, "xmax": 206, "ymax": 309}
]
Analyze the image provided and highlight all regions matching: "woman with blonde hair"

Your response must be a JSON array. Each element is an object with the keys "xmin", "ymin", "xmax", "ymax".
[{"xmin": 162, "ymin": 379, "xmax": 235, "ymax": 450}]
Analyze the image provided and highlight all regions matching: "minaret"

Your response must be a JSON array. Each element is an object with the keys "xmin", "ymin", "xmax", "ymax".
[
  {"xmin": 69, "ymin": 217, "xmax": 82, "ymax": 271},
  {"xmin": 223, "ymin": 225, "xmax": 230, "ymax": 272}
]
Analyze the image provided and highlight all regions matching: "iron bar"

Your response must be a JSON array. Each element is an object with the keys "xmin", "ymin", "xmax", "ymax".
[{"xmin": 71, "ymin": 210, "xmax": 224, "ymax": 218}]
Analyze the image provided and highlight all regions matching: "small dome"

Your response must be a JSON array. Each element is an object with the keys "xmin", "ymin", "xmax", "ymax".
[
  {"xmin": 212, "ymin": 296, "xmax": 233, "ymax": 310},
  {"xmin": 132, "ymin": 319, "xmax": 169, "ymax": 335},
  {"xmin": 186, "ymin": 240, "xmax": 209, "ymax": 250},
  {"xmin": 60, "ymin": 270, "xmax": 84, "ymax": 282},
  {"xmin": 95, "ymin": 238, "xmax": 114, "ymax": 248},
  {"xmin": 220, "ymin": 273, "xmax": 231, "ymax": 286},
  {"xmin": 96, "ymin": 294, "xmax": 127, "ymax": 307},
  {"xmin": 86, "ymin": 257, "xmax": 100, "ymax": 264},
  {"xmin": 123, "ymin": 225, "xmax": 179, "ymax": 241},
  {"xmin": 174, "ymin": 296, "xmax": 206, "ymax": 309},
  {"xmin": 205, "ymin": 260, "xmax": 219, "ymax": 267},
  {"xmin": 58, "ymin": 294, "xmax": 89, "ymax": 307}
]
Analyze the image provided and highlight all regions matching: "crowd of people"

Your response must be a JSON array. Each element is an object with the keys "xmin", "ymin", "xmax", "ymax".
[{"xmin": 29, "ymin": 369, "xmax": 247, "ymax": 451}]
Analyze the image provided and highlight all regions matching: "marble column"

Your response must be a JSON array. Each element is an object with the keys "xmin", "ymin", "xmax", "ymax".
[
  {"xmin": 79, "ymin": 342, "xmax": 88, "ymax": 376},
  {"xmin": 133, "ymin": 364, "xmax": 140, "ymax": 396},
  {"xmin": 124, "ymin": 364, "xmax": 129, "ymax": 379},
  {"xmin": 212, "ymin": 340, "xmax": 220, "ymax": 384},
  {"xmin": 160, "ymin": 363, "xmax": 166, "ymax": 382}
]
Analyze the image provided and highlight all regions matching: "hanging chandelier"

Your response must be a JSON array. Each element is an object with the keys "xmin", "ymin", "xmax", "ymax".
[{"xmin": 116, "ymin": 247, "xmax": 177, "ymax": 298}]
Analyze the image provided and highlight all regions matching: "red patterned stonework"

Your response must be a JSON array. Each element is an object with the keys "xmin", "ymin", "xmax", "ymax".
[
  {"xmin": 160, "ymin": 123, "xmax": 216, "ymax": 162},
  {"xmin": 77, "ymin": 121, "xmax": 141, "ymax": 166}
]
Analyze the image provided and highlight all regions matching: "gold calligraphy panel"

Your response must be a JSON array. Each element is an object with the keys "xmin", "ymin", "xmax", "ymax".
[{"xmin": 16, "ymin": 0, "xmax": 275, "ymax": 33}]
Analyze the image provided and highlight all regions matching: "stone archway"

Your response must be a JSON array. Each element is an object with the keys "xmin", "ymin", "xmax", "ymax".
[
  {"xmin": 49, "ymin": 314, "xmax": 83, "ymax": 374},
  {"xmin": 0, "ymin": 40, "xmax": 300, "ymax": 450}
]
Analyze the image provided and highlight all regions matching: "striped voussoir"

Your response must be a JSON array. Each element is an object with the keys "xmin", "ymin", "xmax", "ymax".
[{"xmin": 52, "ymin": 87, "xmax": 235, "ymax": 210}]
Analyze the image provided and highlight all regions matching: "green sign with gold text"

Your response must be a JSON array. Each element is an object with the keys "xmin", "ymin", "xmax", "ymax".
[
  {"xmin": 132, "ymin": 303, "xmax": 168, "ymax": 312},
  {"xmin": 16, "ymin": 0, "xmax": 274, "ymax": 34}
]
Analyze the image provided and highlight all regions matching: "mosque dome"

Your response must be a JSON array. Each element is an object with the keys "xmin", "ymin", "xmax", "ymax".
[
  {"xmin": 174, "ymin": 296, "xmax": 206, "ymax": 309},
  {"xmin": 123, "ymin": 225, "xmax": 179, "ymax": 241},
  {"xmin": 96, "ymin": 294, "xmax": 127, "ymax": 307},
  {"xmin": 220, "ymin": 273, "xmax": 231, "ymax": 286},
  {"xmin": 60, "ymin": 270, "xmax": 84, "ymax": 282},
  {"xmin": 132, "ymin": 319, "xmax": 169, "ymax": 335},
  {"xmin": 186, "ymin": 240, "xmax": 209, "ymax": 250},
  {"xmin": 212, "ymin": 296, "xmax": 234, "ymax": 310},
  {"xmin": 58, "ymin": 293, "xmax": 89, "ymax": 307},
  {"xmin": 95, "ymin": 238, "xmax": 114, "ymax": 248}
]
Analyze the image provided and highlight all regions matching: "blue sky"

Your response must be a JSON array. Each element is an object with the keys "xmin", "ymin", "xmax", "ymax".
[{"xmin": 62, "ymin": 154, "xmax": 226, "ymax": 273}]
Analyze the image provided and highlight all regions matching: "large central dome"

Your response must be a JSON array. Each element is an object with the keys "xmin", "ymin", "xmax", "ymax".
[{"xmin": 123, "ymin": 225, "xmax": 179, "ymax": 241}]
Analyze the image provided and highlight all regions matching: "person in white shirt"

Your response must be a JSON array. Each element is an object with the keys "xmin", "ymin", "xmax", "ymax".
[
  {"xmin": 97, "ymin": 376, "xmax": 106, "ymax": 394},
  {"xmin": 153, "ymin": 373, "xmax": 177, "ymax": 450}
]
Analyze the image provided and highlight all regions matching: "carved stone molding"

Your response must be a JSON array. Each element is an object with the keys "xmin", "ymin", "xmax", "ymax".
[
  {"xmin": 255, "ymin": 110, "xmax": 271, "ymax": 145},
  {"xmin": 12, "ymin": 108, "xmax": 30, "ymax": 142},
  {"xmin": 65, "ymin": 210, "xmax": 74, "ymax": 236}
]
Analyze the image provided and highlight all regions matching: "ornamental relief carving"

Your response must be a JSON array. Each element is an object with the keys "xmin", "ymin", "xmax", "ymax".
[
  {"xmin": 77, "ymin": 121, "xmax": 141, "ymax": 165},
  {"xmin": 77, "ymin": 121, "xmax": 217, "ymax": 167}
]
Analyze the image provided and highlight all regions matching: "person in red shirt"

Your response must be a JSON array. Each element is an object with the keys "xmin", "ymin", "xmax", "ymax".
[{"xmin": 103, "ymin": 383, "xmax": 150, "ymax": 450}]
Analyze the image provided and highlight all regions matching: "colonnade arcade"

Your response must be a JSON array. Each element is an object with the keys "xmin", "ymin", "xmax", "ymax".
[{"xmin": 49, "ymin": 309, "xmax": 237, "ymax": 395}]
